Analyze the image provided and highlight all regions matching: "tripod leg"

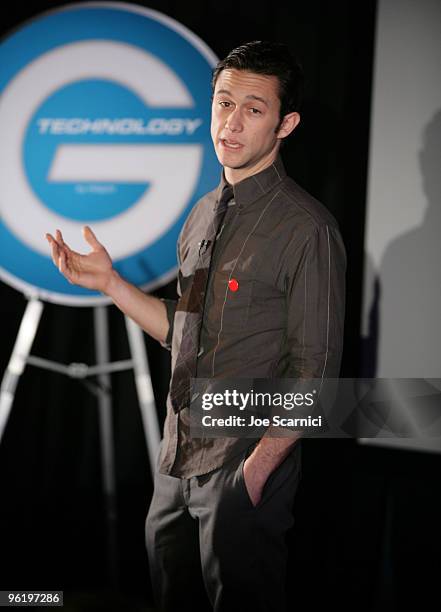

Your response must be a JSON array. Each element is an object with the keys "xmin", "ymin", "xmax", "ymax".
[
  {"xmin": 0, "ymin": 298, "xmax": 43, "ymax": 445},
  {"xmin": 124, "ymin": 316, "xmax": 161, "ymax": 478},
  {"xmin": 94, "ymin": 306, "xmax": 119, "ymax": 587}
]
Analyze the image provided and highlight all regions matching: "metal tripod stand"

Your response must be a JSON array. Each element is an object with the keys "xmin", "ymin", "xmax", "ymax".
[{"xmin": 0, "ymin": 295, "xmax": 161, "ymax": 586}]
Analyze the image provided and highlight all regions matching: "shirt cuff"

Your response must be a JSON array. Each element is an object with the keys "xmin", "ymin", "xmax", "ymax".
[{"xmin": 160, "ymin": 298, "xmax": 177, "ymax": 351}]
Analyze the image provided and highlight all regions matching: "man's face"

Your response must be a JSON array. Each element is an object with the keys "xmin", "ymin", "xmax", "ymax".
[{"xmin": 211, "ymin": 68, "xmax": 286, "ymax": 182}]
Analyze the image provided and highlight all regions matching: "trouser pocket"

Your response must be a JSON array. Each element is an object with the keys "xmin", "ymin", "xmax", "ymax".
[{"xmin": 237, "ymin": 442, "xmax": 301, "ymax": 510}]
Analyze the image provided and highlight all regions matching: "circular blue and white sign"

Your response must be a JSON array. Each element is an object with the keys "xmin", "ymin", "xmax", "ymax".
[{"xmin": 0, "ymin": 2, "xmax": 220, "ymax": 305}]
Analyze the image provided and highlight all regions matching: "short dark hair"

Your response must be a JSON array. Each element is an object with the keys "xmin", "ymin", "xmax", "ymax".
[{"xmin": 211, "ymin": 41, "xmax": 304, "ymax": 120}]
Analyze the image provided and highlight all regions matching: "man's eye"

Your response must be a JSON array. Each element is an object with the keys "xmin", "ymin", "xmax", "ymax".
[
  {"xmin": 250, "ymin": 108, "xmax": 262, "ymax": 115},
  {"xmin": 219, "ymin": 101, "xmax": 231, "ymax": 108}
]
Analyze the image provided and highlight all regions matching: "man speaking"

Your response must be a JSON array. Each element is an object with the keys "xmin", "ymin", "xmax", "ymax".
[{"xmin": 47, "ymin": 41, "xmax": 346, "ymax": 612}]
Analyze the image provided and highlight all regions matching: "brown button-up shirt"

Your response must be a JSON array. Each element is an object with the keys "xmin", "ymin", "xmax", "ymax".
[{"xmin": 159, "ymin": 155, "xmax": 346, "ymax": 478}]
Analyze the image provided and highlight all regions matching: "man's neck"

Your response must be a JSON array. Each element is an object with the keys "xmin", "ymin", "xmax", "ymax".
[{"xmin": 224, "ymin": 149, "xmax": 280, "ymax": 185}]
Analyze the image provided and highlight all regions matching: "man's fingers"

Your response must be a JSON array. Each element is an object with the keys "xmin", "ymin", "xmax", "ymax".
[
  {"xmin": 59, "ymin": 249, "xmax": 73, "ymax": 283},
  {"xmin": 46, "ymin": 231, "xmax": 78, "ymax": 284},
  {"xmin": 58, "ymin": 248, "xmax": 65, "ymax": 273},
  {"xmin": 83, "ymin": 225, "xmax": 102, "ymax": 251},
  {"xmin": 56, "ymin": 228, "xmax": 74, "ymax": 253},
  {"xmin": 51, "ymin": 242, "xmax": 60, "ymax": 267},
  {"xmin": 46, "ymin": 233, "xmax": 61, "ymax": 266},
  {"xmin": 46, "ymin": 232, "xmax": 58, "ymax": 249},
  {"xmin": 59, "ymin": 250, "xmax": 69, "ymax": 280},
  {"xmin": 54, "ymin": 228, "xmax": 81, "ymax": 259},
  {"xmin": 55, "ymin": 228, "xmax": 65, "ymax": 245}
]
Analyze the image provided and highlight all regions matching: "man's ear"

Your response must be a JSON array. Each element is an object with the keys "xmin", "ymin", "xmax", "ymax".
[{"xmin": 277, "ymin": 112, "xmax": 301, "ymax": 139}]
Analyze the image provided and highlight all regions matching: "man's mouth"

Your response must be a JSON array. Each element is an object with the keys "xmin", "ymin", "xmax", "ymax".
[{"xmin": 220, "ymin": 139, "xmax": 243, "ymax": 150}]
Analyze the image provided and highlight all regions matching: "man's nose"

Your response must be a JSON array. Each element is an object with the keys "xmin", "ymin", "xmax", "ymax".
[{"xmin": 225, "ymin": 109, "xmax": 243, "ymax": 132}]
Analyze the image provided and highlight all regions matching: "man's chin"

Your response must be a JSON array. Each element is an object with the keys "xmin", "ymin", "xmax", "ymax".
[
  {"xmin": 217, "ymin": 154, "xmax": 249, "ymax": 171},
  {"xmin": 213, "ymin": 146, "xmax": 245, "ymax": 167}
]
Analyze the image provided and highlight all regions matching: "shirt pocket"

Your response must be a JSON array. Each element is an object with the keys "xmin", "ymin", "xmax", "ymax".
[{"xmin": 179, "ymin": 242, "xmax": 204, "ymax": 297}]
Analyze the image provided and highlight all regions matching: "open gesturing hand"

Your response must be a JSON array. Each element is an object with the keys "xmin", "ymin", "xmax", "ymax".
[{"xmin": 46, "ymin": 226, "xmax": 114, "ymax": 293}]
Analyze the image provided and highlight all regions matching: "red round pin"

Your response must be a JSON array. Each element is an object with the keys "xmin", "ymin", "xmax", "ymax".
[{"xmin": 228, "ymin": 278, "xmax": 239, "ymax": 292}]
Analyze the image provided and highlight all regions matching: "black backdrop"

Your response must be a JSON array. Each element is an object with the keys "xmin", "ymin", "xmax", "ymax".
[{"xmin": 0, "ymin": 1, "xmax": 440, "ymax": 610}]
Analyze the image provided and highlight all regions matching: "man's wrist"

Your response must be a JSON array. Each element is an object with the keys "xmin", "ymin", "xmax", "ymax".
[
  {"xmin": 245, "ymin": 449, "xmax": 276, "ymax": 485},
  {"xmin": 103, "ymin": 268, "xmax": 122, "ymax": 297},
  {"xmin": 246, "ymin": 434, "xmax": 300, "ymax": 479}
]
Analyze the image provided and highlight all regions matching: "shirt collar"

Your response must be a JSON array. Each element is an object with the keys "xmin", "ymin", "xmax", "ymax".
[{"xmin": 215, "ymin": 155, "xmax": 286, "ymax": 213}]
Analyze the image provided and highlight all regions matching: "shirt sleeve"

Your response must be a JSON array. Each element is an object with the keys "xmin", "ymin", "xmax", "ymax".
[
  {"xmin": 158, "ymin": 234, "xmax": 183, "ymax": 351},
  {"xmin": 159, "ymin": 298, "xmax": 177, "ymax": 351},
  {"xmin": 282, "ymin": 222, "xmax": 346, "ymax": 380}
]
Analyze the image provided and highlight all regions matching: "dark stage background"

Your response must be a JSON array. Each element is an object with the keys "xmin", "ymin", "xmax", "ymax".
[{"xmin": 0, "ymin": 1, "xmax": 439, "ymax": 610}]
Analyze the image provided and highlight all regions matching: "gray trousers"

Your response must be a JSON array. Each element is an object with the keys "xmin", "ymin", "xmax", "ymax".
[{"xmin": 145, "ymin": 441, "xmax": 301, "ymax": 612}]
